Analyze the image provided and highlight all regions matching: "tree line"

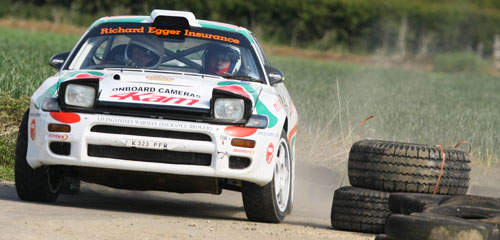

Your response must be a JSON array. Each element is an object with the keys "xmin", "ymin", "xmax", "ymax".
[{"xmin": 3, "ymin": 0, "xmax": 500, "ymax": 58}]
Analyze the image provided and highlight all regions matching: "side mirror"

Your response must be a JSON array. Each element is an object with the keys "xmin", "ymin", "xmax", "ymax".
[
  {"xmin": 49, "ymin": 52, "xmax": 70, "ymax": 70},
  {"xmin": 265, "ymin": 66, "xmax": 285, "ymax": 85}
]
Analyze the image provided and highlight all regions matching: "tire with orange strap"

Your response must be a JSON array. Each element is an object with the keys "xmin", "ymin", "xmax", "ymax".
[{"xmin": 348, "ymin": 140, "xmax": 471, "ymax": 195}]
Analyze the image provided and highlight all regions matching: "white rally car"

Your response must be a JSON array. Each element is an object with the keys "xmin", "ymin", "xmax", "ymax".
[{"xmin": 15, "ymin": 10, "xmax": 298, "ymax": 223}]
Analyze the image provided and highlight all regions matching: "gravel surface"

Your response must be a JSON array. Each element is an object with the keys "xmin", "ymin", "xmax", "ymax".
[
  {"xmin": 0, "ymin": 161, "xmax": 375, "ymax": 240},
  {"xmin": 2, "ymin": 161, "xmax": 497, "ymax": 240}
]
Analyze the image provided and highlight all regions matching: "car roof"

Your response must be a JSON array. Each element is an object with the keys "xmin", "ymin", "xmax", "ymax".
[{"xmin": 88, "ymin": 10, "xmax": 254, "ymax": 43}]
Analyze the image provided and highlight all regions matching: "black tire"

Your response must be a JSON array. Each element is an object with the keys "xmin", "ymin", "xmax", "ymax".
[
  {"xmin": 15, "ymin": 109, "xmax": 63, "ymax": 202},
  {"xmin": 330, "ymin": 186, "xmax": 391, "ymax": 234},
  {"xmin": 385, "ymin": 213, "xmax": 499, "ymax": 240},
  {"xmin": 348, "ymin": 140, "xmax": 471, "ymax": 194},
  {"xmin": 388, "ymin": 192, "xmax": 452, "ymax": 215},
  {"xmin": 438, "ymin": 195, "xmax": 500, "ymax": 210},
  {"xmin": 424, "ymin": 195, "xmax": 500, "ymax": 231},
  {"xmin": 242, "ymin": 130, "xmax": 293, "ymax": 223},
  {"xmin": 61, "ymin": 176, "xmax": 81, "ymax": 195},
  {"xmin": 374, "ymin": 235, "xmax": 392, "ymax": 240}
]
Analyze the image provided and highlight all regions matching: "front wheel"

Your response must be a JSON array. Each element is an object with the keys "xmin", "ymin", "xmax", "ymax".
[
  {"xmin": 15, "ymin": 109, "xmax": 63, "ymax": 202},
  {"xmin": 242, "ymin": 130, "xmax": 293, "ymax": 223}
]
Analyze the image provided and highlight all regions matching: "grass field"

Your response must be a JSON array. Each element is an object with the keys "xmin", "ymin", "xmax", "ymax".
[
  {"xmin": 1, "ymin": 26, "xmax": 499, "ymax": 181},
  {"xmin": 273, "ymin": 56, "xmax": 500, "ymax": 169}
]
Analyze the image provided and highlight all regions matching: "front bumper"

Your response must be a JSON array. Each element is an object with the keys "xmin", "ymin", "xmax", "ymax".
[{"xmin": 26, "ymin": 109, "xmax": 278, "ymax": 186}]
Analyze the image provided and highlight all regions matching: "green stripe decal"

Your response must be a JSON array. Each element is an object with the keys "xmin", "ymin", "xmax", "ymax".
[
  {"xmin": 256, "ymin": 101, "xmax": 278, "ymax": 128},
  {"xmin": 34, "ymin": 83, "xmax": 58, "ymax": 109},
  {"xmin": 90, "ymin": 16, "xmax": 149, "ymax": 29},
  {"xmin": 217, "ymin": 81, "xmax": 278, "ymax": 128},
  {"xmin": 198, "ymin": 21, "xmax": 253, "ymax": 43}
]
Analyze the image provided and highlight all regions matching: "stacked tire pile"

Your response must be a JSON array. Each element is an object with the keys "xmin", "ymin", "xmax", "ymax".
[
  {"xmin": 382, "ymin": 193, "xmax": 500, "ymax": 239},
  {"xmin": 329, "ymin": 139, "xmax": 494, "ymax": 238}
]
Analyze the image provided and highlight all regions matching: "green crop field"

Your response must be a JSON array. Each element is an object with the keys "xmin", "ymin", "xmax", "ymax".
[
  {"xmin": 273, "ymin": 56, "xmax": 500, "ymax": 170},
  {"xmin": 1, "ymin": 27, "xmax": 499, "ymax": 181}
]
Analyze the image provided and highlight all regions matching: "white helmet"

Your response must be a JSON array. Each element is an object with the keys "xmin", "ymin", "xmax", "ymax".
[
  {"xmin": 125, "ymin": 36, "xmax": 163, "ymax": 68},
  {"xmin": 202, "ymin": 43, "xmax": 241, "ymax": 75}
]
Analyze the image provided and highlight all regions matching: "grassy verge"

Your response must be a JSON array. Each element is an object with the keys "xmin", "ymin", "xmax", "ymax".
[
  {"xmin": 271, "ymin": 56, "xmax": 500, "ymax": 170},
  {"xmin": 0, "ymin": 92, "xmax": 29, "ymax": 180}
]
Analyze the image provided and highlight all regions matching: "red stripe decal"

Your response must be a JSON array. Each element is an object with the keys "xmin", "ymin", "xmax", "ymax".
[
  {"xmin": 72, "ymin": 73, "xmax": 103, "ymax": 80},
  {"xmin": 224, "ymin": 126, "xmax": 257, "ymax": 137},
  {"xmin": 215, "ymin": 85, "xmax": 251, "ymax": 100},
  {"xmin": 50, "ymin": 112, "xmax": 81, "ymax": 124},
  {"xmin": 288, "ymin": 123, "xmax": 297, "ymax": 143}
]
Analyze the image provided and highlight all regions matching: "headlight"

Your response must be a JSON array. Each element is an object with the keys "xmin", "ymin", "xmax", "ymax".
[
  {"xmin": 65, "ymin": 84, "xmax": 96, "ymax": 108},
  {"xmin": 214, "ymin": 98, "xmax": 244, "ymax": 120}
]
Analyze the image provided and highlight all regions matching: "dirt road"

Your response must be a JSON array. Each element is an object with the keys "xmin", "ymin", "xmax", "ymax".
[{"xmin": 0, "ymin": 161, "xmax": 375, "ymax": 240}]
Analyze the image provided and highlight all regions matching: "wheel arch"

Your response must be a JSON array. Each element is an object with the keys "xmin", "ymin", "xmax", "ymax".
[{"xmin": 282, "ymin": 117, "xmax": 288, "ymax": 136}]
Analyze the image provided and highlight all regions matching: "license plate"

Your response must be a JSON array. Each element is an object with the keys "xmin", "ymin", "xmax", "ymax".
[{"xmin": 126, "ymin": 139, "xmax": 168, "ymax": 149}]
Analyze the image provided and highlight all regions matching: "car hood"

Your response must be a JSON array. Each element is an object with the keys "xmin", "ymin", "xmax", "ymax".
[{"xmin": 59, "ymin": 70, "xmax": 263, "ymax": 111}]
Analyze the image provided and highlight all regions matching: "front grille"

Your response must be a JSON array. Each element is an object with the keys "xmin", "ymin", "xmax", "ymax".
[
  {"xmin": 88, "ymin": 145, "xmax": 211, "ymax": 166},
  {"xmin": 50, "ymin": 142, "xmax": 71, "ymax": 156},
  {"xmin": 229, "ymin": 156, "xmax": 251, "ymax": 169},
  {"xmin": 91, "ymin": 125, "xmax": 212, "ymax": 141}
]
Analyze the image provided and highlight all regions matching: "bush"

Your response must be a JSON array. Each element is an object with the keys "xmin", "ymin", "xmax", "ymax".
[
  {"xmin": 0, "ymin": 92, "xmax": 29, "ymax": 167},
  {"xmin": 433, "ymin": 51, "xmax": 490, "ymax": 74},
  {"xmin": 2, "ymin": 0, "xmax": 500, "ymax": 56}
]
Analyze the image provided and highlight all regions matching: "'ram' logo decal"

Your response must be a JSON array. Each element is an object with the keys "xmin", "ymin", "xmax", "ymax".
[{"xmin": 110, "ymin": 92, "xmax": 199, "ymax": 105}]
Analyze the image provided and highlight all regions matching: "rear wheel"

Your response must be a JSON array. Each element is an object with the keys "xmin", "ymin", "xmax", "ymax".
[
  {"xmin": 15, "ymin": 109, "xmax": 63, "ymax": 202},
  {"xmin": 242, "ymin": 130, "xmax": 293, "ymax": 223}
]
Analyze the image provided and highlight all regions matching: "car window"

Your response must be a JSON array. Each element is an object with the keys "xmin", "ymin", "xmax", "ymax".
[{"xmin": 66, "ymin": 22, "xmax": 265, "ymax": 82}]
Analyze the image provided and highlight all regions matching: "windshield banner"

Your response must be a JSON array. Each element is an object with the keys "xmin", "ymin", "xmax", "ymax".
[{"xmin": 99, "ymin": 26, "xmax": 240, "ymax": 44}]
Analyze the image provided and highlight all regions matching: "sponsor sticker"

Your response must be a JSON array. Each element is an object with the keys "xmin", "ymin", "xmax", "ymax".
[
  {"xmin": 96, "ymin": 116, "xmax": 213, "ymax": 131},
  {"xmin": 111, "ymin": 87, "xmax": 201, "ymax": 98},
  {"xmin": 48, "ymin": 134, "xmax": 69, "ymax": 141},
  {"xmin": 273, "ymin": 99, "xmax": 282, "ymax": 112},
  {"xmin": 266, "ymin": 143, "xmax": 274, "ymax": 164},
  {"xmin": 145, "ymin": 75, "xmax": 174, "ymax": 82},
  {"xmin": 233, "ymin": 148, "xmax": 254, "ymax": 155},
  {"xmin": 30, "ymin": 119, "xmax": 36, "ymax": 140},
  {"xmin": 109, "ymin": 92, "xmax": 200, "ymax": 105},
  {"xmin": 220, "ymin": 135, "xmax": 229, "ymax": 145},
  {"xmin": 257, "ymin": 131, "xmax": 279, "ymax": 138}
]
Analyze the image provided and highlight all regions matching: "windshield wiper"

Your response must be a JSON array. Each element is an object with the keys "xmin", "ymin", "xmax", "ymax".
[{"xmin": 220, "ymin": 74, "xmax": 261, "ymax": 82}]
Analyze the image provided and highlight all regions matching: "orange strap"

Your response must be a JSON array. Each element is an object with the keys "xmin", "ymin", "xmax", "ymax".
[
  {"xmin": 359, "ymin": 115, "xmax": 374, "ymax": 127},
  {"xmin": 433, "ymin": 144, "xmax": 446, "ymax": 195},
  {"xmin": 455, "ymin": 140, "xmax": 472, "ymax": 153},
  {"xmin": 358, "ymin": 115, "xmax": 374, "ymax": 138}
]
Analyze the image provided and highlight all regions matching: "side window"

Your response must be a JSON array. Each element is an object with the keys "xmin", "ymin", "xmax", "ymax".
[
  {"xmin": 252, "ymin": 34, "xmax": 271, "ymax": 66},
  {"xmin": 94, "ymin": 41, "xmax": 108, "ymax": 64}
]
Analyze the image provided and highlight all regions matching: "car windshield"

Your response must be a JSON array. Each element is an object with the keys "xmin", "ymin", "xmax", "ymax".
[{"xmin": 67, "ymin": 22, "xmax": 264, "ymax": 82}]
